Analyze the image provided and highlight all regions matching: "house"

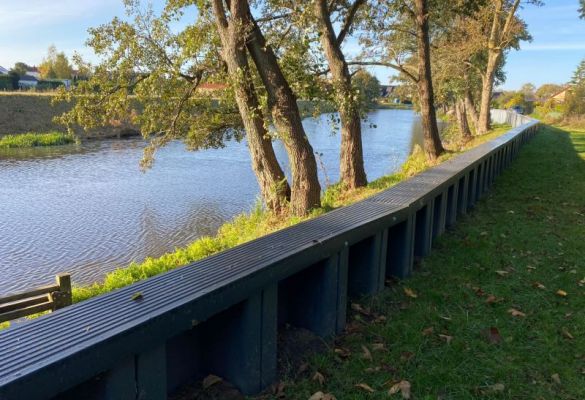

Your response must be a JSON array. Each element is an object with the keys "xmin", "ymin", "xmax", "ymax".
[
  {"xmin": 548, "ymin": 86, "xmax": 571, "ymax": 104},
  {"xmin": 0, "ymin": 66, "xmax": 8, "ymax": 75},
  {"xmin": 26, "ymin": 66, "xmax": 41, "ymax": 79},
  {"xmin": 18, "ymin": 74, "xmax": 38, "ymax": 88},
  {"xmin": 380, "ymin": 85, "xmax": 398, "ymax": 98}
]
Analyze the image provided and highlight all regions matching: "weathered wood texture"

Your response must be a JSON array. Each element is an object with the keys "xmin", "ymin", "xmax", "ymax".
[{"xmin": 0, "ymin": 111, "xmax": 538, "ymax": 400}]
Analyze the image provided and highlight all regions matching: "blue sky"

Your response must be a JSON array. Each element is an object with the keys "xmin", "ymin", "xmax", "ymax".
[{"xmin": 0, "ymin": 0, "xmax": 584, "ymax": 90}]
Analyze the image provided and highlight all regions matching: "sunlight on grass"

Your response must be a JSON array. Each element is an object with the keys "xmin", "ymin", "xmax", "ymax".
[{"xmin": 0, "ymin": 131, "xmax": 75, "ymax": 149}]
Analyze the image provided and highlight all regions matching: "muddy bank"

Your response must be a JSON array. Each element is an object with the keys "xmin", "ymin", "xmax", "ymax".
[{"xmin": 0, "ymin": 93, "xmax": 140, "ymax": 139}]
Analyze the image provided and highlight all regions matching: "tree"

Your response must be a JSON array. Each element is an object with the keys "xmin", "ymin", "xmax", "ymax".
[
  {"xmin": 571, "ymin": 59, "xmax": 585, "ymax": 85},
  {"xmin": 11, "ymin": 62, "xmax": 30, "ymax": 77},
  {"xmin": 240, "ymin": 1, "xmax": 322, "ymax": 213},
  {"xmin": 535, "ymin": 83, "xmax": 563, "ymax": 100},
  {"xmin": 520, "ymin": 82, "xmax": 535, "ymax": 97},
  {"xmin": 475, "ymin": 0, "xmax": 536, "ymax": 134},
  {"xmin": 39, "ymin": 45, "xmax": 73, "ymax": 79},
  {"xmin": 352, "ymin": 70, "xmax": 381, "ymax": 110},
  {"xmin": 312, "ymin": 0, "xmax": 368, "ymax": 188},
  {"xmin": 580, "ymin": 0, "xmax": 585, "ymax": 18}
]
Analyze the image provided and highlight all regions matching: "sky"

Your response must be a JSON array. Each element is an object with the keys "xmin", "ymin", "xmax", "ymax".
[{"xmin": 0, "ymin": 0, "xmax": 584, "ymax": 90}]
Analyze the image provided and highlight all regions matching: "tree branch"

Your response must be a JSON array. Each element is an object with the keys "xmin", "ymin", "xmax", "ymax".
[
  {"xmin": 347, "ymin": 60, "xmax": 419, "ymax": 83},
  {"xmin": 336, "ymin": 0, "xmax": 366, "ymax": 45}
]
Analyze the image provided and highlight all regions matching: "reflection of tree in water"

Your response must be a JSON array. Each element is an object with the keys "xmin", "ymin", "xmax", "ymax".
[{"xmin": 137, "ymin": 202, "xmax": 229, "ymax": 261}]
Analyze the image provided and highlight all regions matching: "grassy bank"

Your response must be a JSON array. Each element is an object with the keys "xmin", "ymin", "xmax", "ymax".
[
  {"xmin": 269, "ymin": 125, "xmax": 585, "ymax": 399},
  {"xmin": 0, "ymin": 131, "xmax": 75, "ymax": 149},
  {"xmin": 71, "ymin": 125, "xmax": 510, "ymax": 303}
]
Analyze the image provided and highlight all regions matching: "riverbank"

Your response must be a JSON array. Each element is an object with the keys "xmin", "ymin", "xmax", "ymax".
[
  {"xmin": 0, "ymin": 132, "xmax": 75, "ymax": 149},
  {"xmin": 70, "ymin": 124, "xmax": 510, "ymax": 303},
  {"xmin": 268, "ymin": 125, "xmax": 585, "ymax": 399}
]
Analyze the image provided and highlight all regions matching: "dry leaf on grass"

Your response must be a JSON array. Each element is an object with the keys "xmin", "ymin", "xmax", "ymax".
[
  {"xmin": 532, "ymin": 282, "xmax": 546, "ymax": 289},
  {"xmin": 388, "ymin": 380, "xmax": 411, "ymax": 399},
  {"xmin": 556, "ymin": 290, "xmax": 568, "ymax": 297},
  {"xmin": 202, "ymin": 374, "xmax": 223, "ymax": 389},
  {"xmin": 361, "ymin": 345, "xmax": 373, "ymax": 361},
  {"xmin": 561, "ymin": 328, "xmax": 574, "ymax": 340},
  {"xmin": 508, "ymin": 308, "xmax": 526, "ymax": 318},
  {"xmin": 483, "ymin": 383, "xmax": 505, "ymax": 394},
  {"xmin": 438, "ymin": 334, "xmax": 454, "ymax": 344},
  {"xmin": 308, "ymin": 391, "xmax": 336, "ymax": 400},
  {"xmin": 482, "ymin": 327, "xmax": 503, "ymax": 344},
  {"xmin": 551, "ymin": 373, "xmax": 561, "ymax": 385},
  {"xmin": 486, "ymin": 295, "xmax": 499, "ymax": 304},
  {"xmin": 372, "ymin": 343, "xmax": 386, "ymax": 351},
  {"xmin": 422, "ymin": 327, "xmax": 434, "ymax": 336},
  {"xmin": 355, "ymin": 383, "xmax": 375, "ymax": 393},
  {"xmin": 313, "ymin": 371, "xmax": 326, "ymax": 385},
  {"xmin": 495, "ymin": 270, "xmax": 509, "ymax": 277},
  {"xmin": 403, "ymin": 287, "xmax": 418, "ymax": 298}
]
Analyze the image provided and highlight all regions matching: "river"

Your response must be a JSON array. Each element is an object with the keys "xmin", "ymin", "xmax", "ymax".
[{"xmin": 0, "ymin": 108, "xmax": 427, "ymax": 294}]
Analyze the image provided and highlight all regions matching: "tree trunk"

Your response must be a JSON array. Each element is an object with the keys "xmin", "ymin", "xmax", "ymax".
[
  {"xmin": 243, "ymin": 2, "xmax": 321, "ymax": 215},
  {"xmin": 477, "ymin": 52, "xmax": 499, "ymax": 135},
  {"xmin": 314, "ymin": 0, "xmax": 367, "ymax": 189},
  {"xmin": 211, "ymin": 0, "xmax": 290, "ymax": 213},
  {"xmin": 414, "ymin": 0, "xmax": 444, "ymax": 161},
  {"xmin": 455, "ymin": 99, "xmax": 472, "ymax": 142},
  {"xmin": 464, "ymin": 89, "xmax": 479, "ymax": 132}
]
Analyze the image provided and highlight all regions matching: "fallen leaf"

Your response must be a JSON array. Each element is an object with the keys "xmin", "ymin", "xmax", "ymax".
[
  {"xmin": 561, "ymin": 328, "xmax": 574, "ymax": 340},
  {"xmin": 355, "ymin": 383, "xmax": 375, "ymax": 393},
  {"xmin": 403, "ymin": 287, "xmax": 418, "ymax": 298},
  {"xmin": 308, "ymin": 391, "xmax": 336, "ymax": 400},
  {"xmin": 495, "ymin": 270, "xmax": 509, "ymax": 277},
  {"xmin": 131, "ymin": 292, "xmax": 143, "ymax": 301},
  {"xmin": 400, "ymin": 351, "xmax": 414, "ymax": 362},
  {"xmin": 484, "ymin": 383, "xmax": 505, "ymax": 394},
  {"xmin": 334, "ymin": 347, "xmax": 351, "ymax": 359},
  {"xmin": 438, "ymin": 334, "xmax": 454, "ymax": 344},
  {"xmin": 313, "ymin": 371, "xmax": 326, "ymax": 385},
  {"xmin": 202, "ymin": 374, "xmax": 222, "ymax": 389},
  {"xmin": 422, "ymin": 327, "xmax": 434, "ymax": 336},
  {"xmin": 483, "ymin": 327, "xmax": 503, "ymax": 344},
  {"xmin": 532, "ymin": 282, "xmax": 546, "ymax": 289},
  {"xmin": 361, "ymin": 345, "xmax": 373, "ymax": 361},
  {"xmin": 388, "ymin": 380, "xmax": 411, "ymax": 399},
  {"xmin": 372, "ymin": 343, "xmax": 386, "ymax": 351},
  {"xmin": 473, "ymin": 287, "xmax": 486, "ymax": 297},
  {"xmin": 551, "ymin": 373, "xmax": 561, "ymax": 385},
  {"xmin": 556, "ymin": 290, "xmax": 568, "ymax": 297},
  {"xmin": 365, "ymin": 367, "xmax": 381, "ymax": 373},
  {"xmin": 508, "ymin": 308, "xmax": 526, "ymax": 318},
  {"xmin": 486, "ymin": 295, "xmax": 499, "ymax": 304},
  {"xmin": 351, "ymin": 303, "xmax": 371, "ymax": 316}
]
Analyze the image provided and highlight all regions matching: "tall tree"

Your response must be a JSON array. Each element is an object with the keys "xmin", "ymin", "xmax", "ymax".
[
  {"xmin": 210, "ymin": 0, "xmax": 291, "ymax": 213},
  {"xmin": 313, "ymin": 0, "xmax": 368, "ymax": 188},
  {"xmin": 39, "ymin": 45, "xmax": 73, "ymax": 79},
  {"xmin": 11, "ymin": 62, "xmax": 30, "ymax": 77},
  {"xmin": 57, "ymin": 2, "xmax": 292, "ymax": 214},
  {"xmin": 475, "ymin": 0, "xmax": 535, "ymax": 134},
  {"xmin": 241, "ymin": 1, "xmax": 322, "ymax": 214}
]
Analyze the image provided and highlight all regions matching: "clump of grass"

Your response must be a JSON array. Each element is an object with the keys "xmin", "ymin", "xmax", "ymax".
[{"xmin": 0, "ymin": 131, "xmax": 75, "ymax": 149}]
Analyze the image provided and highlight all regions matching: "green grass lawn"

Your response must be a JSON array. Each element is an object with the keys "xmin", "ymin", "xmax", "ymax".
[
  {"xmin": 0, "ymin": 131, "xmax": 75, "ymax": 148},
  {"xmin": 269, "ymin": 125, "xmax": 585, "ymax": 399}
]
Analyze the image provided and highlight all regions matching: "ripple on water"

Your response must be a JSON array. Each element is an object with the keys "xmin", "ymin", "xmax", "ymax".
[{"xmin": 0, "ymin": 110, "xmax": 422, "ymax": 294}]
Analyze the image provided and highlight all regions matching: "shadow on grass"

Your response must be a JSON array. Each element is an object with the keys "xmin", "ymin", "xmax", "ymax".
[{"xmin": 265, "ymin": 125, "xmax": 585, "ymax": 400}]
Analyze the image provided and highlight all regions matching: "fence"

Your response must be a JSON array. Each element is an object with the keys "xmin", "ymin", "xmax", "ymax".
[
  {"xmin": 0, "ymin": 111, "xmax": 539, "ymax": 400},
  {"xmin": 0, "ymin": 274, "xmax": 72, "ymax": 324}
]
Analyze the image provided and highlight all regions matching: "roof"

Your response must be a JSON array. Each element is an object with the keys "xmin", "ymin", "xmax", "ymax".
[
  {"xmin": 19, "ymin": 75, "xmax": 38, "ymax": 82},
  {"xmin": 0, "ymin": 66, "xmax": 8, "ymax": 75},
  {"xmin": 26, "ymin": 66, "xmax": 39, "ymax": 72}
]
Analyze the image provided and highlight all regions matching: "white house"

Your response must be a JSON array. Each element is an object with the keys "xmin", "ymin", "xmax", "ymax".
[{"xmin": 26, "ymin": 66, "xmax": 41, "ymax": 79}]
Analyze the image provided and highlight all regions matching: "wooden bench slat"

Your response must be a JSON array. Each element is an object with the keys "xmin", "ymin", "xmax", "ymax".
[
  {"xmin": 0, "ymin": 295, "xmax": 50, "ymax": 315},
  {"xmin": 0, "ymin": 285, "xmax": 60, "ymax": 306},
  {"xmin": 0, "ymin": 302, "xmax": 54, "ymax": 324}
]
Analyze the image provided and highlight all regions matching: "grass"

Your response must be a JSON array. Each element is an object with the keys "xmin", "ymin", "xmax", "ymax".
[
  {"xmin": 0, "ymin": 131, "xmax": 75, "ymax": 149},
  {"xmin": 266, "ymin": 125, "xmax": 585, "ymax": 399}
]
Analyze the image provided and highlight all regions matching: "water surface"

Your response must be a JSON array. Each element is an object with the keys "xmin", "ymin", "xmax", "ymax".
[{"xmin": 0, "ymin": 109, "xmax": 426, "ymax": 294}]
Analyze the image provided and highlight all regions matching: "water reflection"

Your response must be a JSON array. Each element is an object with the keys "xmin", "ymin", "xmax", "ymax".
[{"xmin": 0, "ymin": 109, "xmax": 426, "ymax": 294}]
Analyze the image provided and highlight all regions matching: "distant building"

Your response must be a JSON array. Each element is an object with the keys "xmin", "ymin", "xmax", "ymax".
[
  {"xmin": 18, "ymin": 75, "xmax": 38, "ymax": 88},
  {"xmin": 548, "ymin": 86, "xmax": 571, "ymax": 104},
  {"xmin": 0, "ymin": 66, "xmax": 8, "ymax": 75},
  {"xmin": 492, "ymin": 90, "xmax": 504, "ymax": 100},
  {"xmin": 26, "ymin": 66, "xmax": 41, "ymax": 79}
]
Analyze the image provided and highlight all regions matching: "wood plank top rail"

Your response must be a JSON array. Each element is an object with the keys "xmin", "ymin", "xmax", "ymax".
[{"xmin": 0, "ymin": 111, "xmax": 539, "ymax": 400}]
